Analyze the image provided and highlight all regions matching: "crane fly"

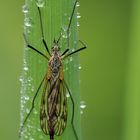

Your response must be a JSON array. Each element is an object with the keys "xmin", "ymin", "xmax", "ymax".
[{"xmin": 20, "ymin": 1, "xmax": 86, "ymax": 140}]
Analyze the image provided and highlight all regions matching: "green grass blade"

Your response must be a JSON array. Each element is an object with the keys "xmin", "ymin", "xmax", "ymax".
[{"xmin": 20, "ymin": 0, "xmax": 82, "ymax": 140}]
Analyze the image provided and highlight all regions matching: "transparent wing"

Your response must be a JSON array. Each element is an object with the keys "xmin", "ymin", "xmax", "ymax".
[
  {"xmin": 40, "ymin": 77, "xmax": 67, "ymax": 136},
  {"xmin": 40, "ymin": 79, "xmax": 50, "ymax": 135},
  {"xmin": 53, "ymin": 80, "xmax": 67, "ymax": 136}
]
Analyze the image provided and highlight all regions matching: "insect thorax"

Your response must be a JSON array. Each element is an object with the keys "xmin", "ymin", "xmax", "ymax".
[{"xmin": 49, "ymin": 54, "xmax": 61, "ymax": 78}]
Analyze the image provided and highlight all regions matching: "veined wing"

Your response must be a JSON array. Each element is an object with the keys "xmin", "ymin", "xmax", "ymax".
[{"xmin": 40, "ymin": 77, "xmax": 67, "ymax": 136}]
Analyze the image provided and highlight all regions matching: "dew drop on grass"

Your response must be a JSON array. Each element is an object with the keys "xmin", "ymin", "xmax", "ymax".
[
  {"xmin": 76, "ymin": 2, "xmax": 80, "ymax": 7},
  {"xmin": 77, "ymin": 22, "xmax": 80, "ymax": 27},
  {"xmin": 24, "ymin": 66, "xmax": 29, "ymax": 71},
  {"xmin": 80, "ymin": 101, "xmax": 86, "ymax": 114},
  {"xmin": 80, "ymin": 101, "xmax": 86, "ymax": 109},
  {"xmin": 77, "ymin": 13, "xmax": 81, "ymax": 19},
  {"xmin": 22, "ymin": 4, "xmax": 29, "ymax": 13},
  {"xmin": 28, "ymin": 77, "xmax": 32, "ymax": 82},
  {"xmin": 66, "ymin": 92, "xmax": 70, "ymax": 98},
  {"xmin": 26, "ymin": 108, "xmax": 30, "ymax": 114},
  {"xmin": 24, "ymin": 95, "xmax": 29, "ymax": 101},
  {"xmin": 33, "ymin": 109, "xmax": 38, "ymax": 115},
  {"xmin": 24, "ymin": 17, "xmax": 32, "ymax": 27},
  {"xmin": 36, "ymin": 0, "xmax": 45, "ymax": 7},
  {"xmin": 37, "ymin": 128, "xmax": 41, "ymax": 132},
  {"xmin": 78, "ymin": 65, "xmax": 82, "ymax": 70},
  {"xmin": 19, "ymin": 76, "xmax": 24, "ymax": 82},
  {"xmin": 62, "ymin": 26, "xmax": 71, "ymax": 38}
]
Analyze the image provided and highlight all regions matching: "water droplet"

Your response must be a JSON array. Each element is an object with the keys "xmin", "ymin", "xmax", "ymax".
[
  {"xmin": 33, "ymin": 110, "xmax": 38, "ymax": 114},
  {"xmin": 80, "ymin": 101, "xmax": 86, "ymax": 115},
  {"xmin": 77, "ymin": 13, "xmax": 81, "ymax": 19},
  {"xmin": 20, "ymin": 90, "xmax": 23, "ymax": 94},
  {"xmin": 27, "ymin": 124, "xmax": 33, "ymax": 129},
  {"xmin": 24, "ymin": 17, "xmax": 31, "ymax": 27},
  {"xmin": 72, "ymin": 48, "xmax": 75, "ymax": 52},
  {"xmin": 24, "ymin": 96, "xmax": 30, "ymax": 101},
  {"xmin": 62, "ymin": 26, "xmax": 71, "ymax": 38},
  {"xmin": 70, "ymin": 57, "xmax": 73, "ymax": 62},
  {"xmin": 30, "ymin": 138, "xmax": 34, "ymax": 140},
  {"xmin": 19, "ymin": 76, "xmax": 23, "ymax": 82},
  {"xmin": 80, "ymin": 110, "xmax": 83, "ymax": 114},
  {"xmin": 78, "ymin": 65, "xmax": 82, "ymax": 70},
  {"xmin": 22, "ymin": 4, "xmax": 29, "ymax": 13},
  {"xmin": 36, "ymin": 0, "xmax": 45, "ymax": 7},
  {"xmin": 66, "ymin": 92, "xmax": 70, "ymax": 98},
  {"xmin": 24, "ymin": 135, "xmax": 28, "ymax": 139},
  {"xmin": 37, "ymin": 128, "xmax": 41, "ymax": 132},
  {"xmin": 77, "ymin": 22, "xmax": 80, "ymax": 27},
  {"xmin": 24, "ymin": 66, "xmax": 29, "ymax": 71},
  {"xmin": 23, "ymin": 58, "xmax": 27, "ymax": 64},
  {"xmin": 28, "ymin": 77, "xmax": 32, "ymax": 82},
  {"xmin": 76, "ymin": 2, "xmax": 80, "ymax": 7},
  {"xmin": 80, "ymin": 101, "xmax": 86, "ymax": 109},
  {"xmin": 26, "ymin": 108, "xmax": 30, "ymax": 114}
]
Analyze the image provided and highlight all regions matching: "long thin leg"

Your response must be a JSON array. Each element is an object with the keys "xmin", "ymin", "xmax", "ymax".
[
  {"xmin": 60, "ymin": 48, "xmax": 69, "ymax": 56},
  {"xmin": 64, "ymin": 80, "xmax": 78, "ymax": 140},
  {"xmin": 79, "ymin": 40, "xmax": 87, "ymax": 48},
  {"xmin": 57, "ymin": 29, "xmax": 63, "ymax": 44},
  {"xmin": 37, "ymin": 6, "xmax": 48, "ymax": 51},
  {"xmin": 19, "ymin": 75, "xmax": 46, "ymax": 138},
  {"xmin": 67, "ymin": 1, "xmax": 78, "ymax": 49},
  {"xmin": 23, "ymin": 33, "xmax": 49, "ymax": 60},
  {"xmin": 63, "ymin": 40, "xmax": 87, "ymax": 59},
  {"xmin": 37, "ymin": 6, "xmax": 51, "ymax": 56}
]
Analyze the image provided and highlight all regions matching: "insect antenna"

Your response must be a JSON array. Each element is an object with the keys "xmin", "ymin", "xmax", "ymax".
[
  {"xmin": 57, "ymin": 31, "xmax": 62, "ymax": 44},
  {"xmin": 19, "ymin": 75, "xmax": 46, "ymax": 138}
]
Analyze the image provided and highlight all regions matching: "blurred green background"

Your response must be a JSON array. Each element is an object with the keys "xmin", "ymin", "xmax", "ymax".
[{"xmin": 0, "ymin": 0, "xmax": 140, "ymax": 140}]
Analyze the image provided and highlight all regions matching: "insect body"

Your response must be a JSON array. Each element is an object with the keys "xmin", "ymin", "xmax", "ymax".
[
  {"xmin": 40, "ymin": 43, "xmax": 67, "ymax": 140},
  {"xmin": 20, "ymin": 1, "xmax": 86, "ymax": 140}
]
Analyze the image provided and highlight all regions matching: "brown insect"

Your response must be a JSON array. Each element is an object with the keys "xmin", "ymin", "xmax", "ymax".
[{"xmin": 20, "ymin": 1, "xmax": 86, "ymax": 140}]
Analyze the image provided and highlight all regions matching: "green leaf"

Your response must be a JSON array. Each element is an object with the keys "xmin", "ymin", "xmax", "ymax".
[{"xmin": 20, "ymin": 0, "xmax": 82, "ymax": 140}]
